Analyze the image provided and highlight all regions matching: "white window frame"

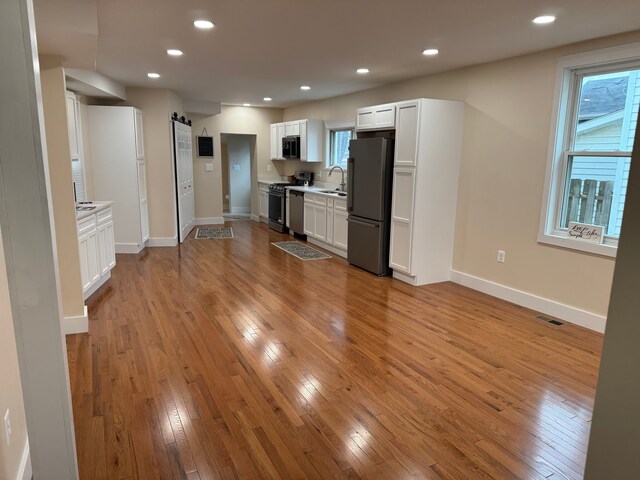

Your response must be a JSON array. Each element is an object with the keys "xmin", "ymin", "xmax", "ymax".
[
  {"xmin": 538, "ymin": 42, "xmax": 640, "ymax": 258},
  {"xmin": 324, "ymin": 120, "xmax": 355, "ymax": 170}
]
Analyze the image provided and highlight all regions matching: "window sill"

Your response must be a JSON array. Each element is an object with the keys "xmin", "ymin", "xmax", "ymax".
[{"xmin": 537, "ymin": 232, "xmax": 617, "ymax": 258}]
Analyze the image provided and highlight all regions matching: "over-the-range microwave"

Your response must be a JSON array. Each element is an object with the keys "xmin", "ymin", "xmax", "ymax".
[{"xmin": 282, "ymin": 135, "xmax": 300, "ymax": 159}]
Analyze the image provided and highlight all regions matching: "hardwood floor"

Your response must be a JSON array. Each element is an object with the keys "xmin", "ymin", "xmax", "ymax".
[{"xmin": 67, "ymin": 220, "xmax": 603, "ymax": 479}]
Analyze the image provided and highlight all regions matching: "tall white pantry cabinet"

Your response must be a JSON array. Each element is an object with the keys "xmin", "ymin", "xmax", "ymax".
[
  {"xmin": 388, "ymin": 99, "xmax": 464, "ymax": 285},
  {"xmin": 87, "ymin": 106, "xmax": 150, "ymax": 253}
]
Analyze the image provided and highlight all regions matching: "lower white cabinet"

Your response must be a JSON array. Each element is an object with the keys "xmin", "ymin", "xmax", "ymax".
[
  {"xmin": 77, "ymin": 205, "xmax": 116, "ymax": 297},
  {"xmin": 303, "ymin": 193, "xmax": 348, "ymax": 254},
  {"xmin": 332, "ymin": 208, "xmax": 348, "ymax": 251},
  {"xmin": 78, "ymin": 229, "xmax": 100, "ymax": 291},
  {"xmin": 258, "ymin": 182, "xmax": 269, "ymax": 221}
]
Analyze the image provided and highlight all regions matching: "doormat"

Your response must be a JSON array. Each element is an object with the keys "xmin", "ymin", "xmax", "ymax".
[
  {"xmin": 271, "ymin": 241, "xmax": 331, "ymax": 260},
  {"xmin": 195, "ymin": 227, "xmax": 234, "ymax": 239}
]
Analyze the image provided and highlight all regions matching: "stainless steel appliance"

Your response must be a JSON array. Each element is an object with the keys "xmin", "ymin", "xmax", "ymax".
[
  {"xmin": 268, "ymin": 183, "xmax": 289, "ymax": 232},
  {"xmin": 282, "ymin": 136, "xmax": 300, "ymax": 159},
  {"xmin": 347, "ymin": 137, "xmax": 395, "ymax": 275},
  {"xmin": 267, "ymin": 171, "xmax": 314, "ymax": 233},
  {"xmin": 289, "ymin": 190, "xmax": 305, "ymax": 236}
]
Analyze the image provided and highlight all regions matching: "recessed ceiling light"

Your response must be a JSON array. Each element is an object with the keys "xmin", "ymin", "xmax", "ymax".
[
  {"xmin": 300, "ymin": 85, "xmax": 311, "ymax": 91},
  {"xmin": 194, "ymin": 20, "xmax": 214, "ymax": 29},
  {"xmin": 167, "ymin": 49, "xmax": 183, "ymax": 56},
  {"xmin": 356, "ymin": 68, "xmax": 369, "ymax": 74},
  {"xmin": 532, "ymin": 15, "xmax": 556, "ymax": 24},
  {"xmin": 263, "ymin": 97, "xmax": 272, "ymax": 102},
  {"xmin": 422, "ymin": 48, "xmax": 439, "ymax": 56},
  {"xmin": 147, "ymin": 72, "xmax": 160, "ymax": 78},
  {"xmin": 243, "ymin": 103, "xmax": 251, "ymax": 107}
]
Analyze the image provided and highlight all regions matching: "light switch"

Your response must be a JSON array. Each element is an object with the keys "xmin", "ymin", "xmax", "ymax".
[
  {"xmin": 232, "ymin": 164, "xmax": 240, "ymax": 171},
  {"xmin": 205, "ymin": 163, "xmax": 213, "ymax": 172}
]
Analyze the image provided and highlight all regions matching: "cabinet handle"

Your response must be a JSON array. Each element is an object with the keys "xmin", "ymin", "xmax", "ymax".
[
  {"xmin": 347, "ymin": 217, "xmax": 379, "ymax": 228},
  {"xmin": 347, "ymin": 157, "xmax": 354, "ymax": 212}
]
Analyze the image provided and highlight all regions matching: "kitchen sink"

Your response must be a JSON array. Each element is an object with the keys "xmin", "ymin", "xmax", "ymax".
[{"xmin": 319, "ymin": 190, "xmax": 347, "ymax": 196}]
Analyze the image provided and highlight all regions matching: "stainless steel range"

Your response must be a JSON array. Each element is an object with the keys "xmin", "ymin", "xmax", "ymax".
[{"xmin": 267, "ymin": 171, "xmax": 314, "ymax": 233}]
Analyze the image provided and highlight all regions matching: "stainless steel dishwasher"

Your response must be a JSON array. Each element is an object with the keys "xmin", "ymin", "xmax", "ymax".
[{"xmin": 289, "ymin": 190, "xmax": 305, "ymax": 236}]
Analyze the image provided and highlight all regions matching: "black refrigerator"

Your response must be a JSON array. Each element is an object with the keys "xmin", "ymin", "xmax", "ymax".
[{"xmin": 347, "ymin": 137, "xmax": 395, "ymax": 275}]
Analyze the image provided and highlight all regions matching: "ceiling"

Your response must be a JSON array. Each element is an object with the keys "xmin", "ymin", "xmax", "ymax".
[{"xmin": 34, "ymin": 0, "xmax": 640, "ymax": 108}]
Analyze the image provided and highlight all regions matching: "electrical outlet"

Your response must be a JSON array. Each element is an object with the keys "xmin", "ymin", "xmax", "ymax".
[
  {"xmin": 497, "ymin": 250, "xmax": 506, "ymax": 263},
  {"xmin": 205, "ymin": 163, "xmax": 213, "ymax": 172},
  {"xmin": 4, "ymin": 409, "xmax": 11, "ymax": 446},
  {"xmin": 267, "ymin": 165, "xmax": 272, "ymax": 172}
]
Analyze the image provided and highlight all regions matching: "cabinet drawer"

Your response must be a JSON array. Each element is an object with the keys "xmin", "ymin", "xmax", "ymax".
[
  {"xmin": 77, "ymin": 215, "xmax": 97, "ymax": 235},
  {"xmin": 313, "ymin": 196, "xmax": 327, "ymax": 206},
  {"xmin": 334, "ymin": 199, "xmax": 347, "ymax": 211},
  {"xmin": 97, "ymin": 207, "xmax": 113, "ymax": 225}
]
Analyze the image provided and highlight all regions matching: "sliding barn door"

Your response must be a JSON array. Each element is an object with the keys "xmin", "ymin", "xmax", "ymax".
[{"xmin": 173, "ymin": 121, "xmax": 195, "ymax": 242}]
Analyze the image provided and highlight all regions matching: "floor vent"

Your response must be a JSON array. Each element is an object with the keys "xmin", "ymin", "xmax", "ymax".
[{"xmin": 536, "ymin": 315, "xmax": 564, "ymax": 326}]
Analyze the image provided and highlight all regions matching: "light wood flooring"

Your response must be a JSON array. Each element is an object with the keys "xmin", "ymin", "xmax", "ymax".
[{"xmin": 67, "ymin": 220, "xmax": 603, "ymax": 479}]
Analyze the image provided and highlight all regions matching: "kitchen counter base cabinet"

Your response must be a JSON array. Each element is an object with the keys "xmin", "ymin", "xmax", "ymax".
[
  {"xmin": 258, "ymin": 182, "xmax": 269, "ymax": 223},
  {"xmin": 388, "ymin": 98, "xmax": 464, "ymax": 286},
  {"xmin": 303, "ymin": 193, "xmax": 347, "ymax": 258},
  {"xmin": 78, "ymin": 204, "xmax": 116, "ymax": 300}
]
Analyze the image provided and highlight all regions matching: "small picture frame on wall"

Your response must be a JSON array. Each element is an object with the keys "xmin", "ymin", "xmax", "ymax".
[{"xmin": 197, "ymin": 136, "xmax": 214, "ymax": 158}]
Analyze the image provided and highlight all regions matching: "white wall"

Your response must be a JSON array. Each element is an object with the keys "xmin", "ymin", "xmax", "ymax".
[{"xmin": 227, "ymin": 135, "xmax": 253, "ymax": 214}]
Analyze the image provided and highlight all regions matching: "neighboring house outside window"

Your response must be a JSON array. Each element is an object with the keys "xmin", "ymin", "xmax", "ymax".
[{"xmin": 539, "ymin": 43, "xmax": 640, "ymax": 256}]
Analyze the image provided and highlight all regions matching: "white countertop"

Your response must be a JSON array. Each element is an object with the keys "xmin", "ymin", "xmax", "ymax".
[
  {"xmin": 286, "ymin": 186, "xmax": 348, "ymax": 199},
  {"xmin": 257, "ymin": 178, "xmax": 282, "ymax": 185},
  {"xmin": 76, "ymin": 201, "xmax": 114, "ymax": 220}
]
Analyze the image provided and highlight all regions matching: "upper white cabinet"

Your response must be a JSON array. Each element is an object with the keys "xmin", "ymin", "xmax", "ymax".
[
  {"xmin": 355, "ymin": 103, "xmax": 396, "ymax": 131},
  {"xmin": 285, "ymin": 121, "xmax": 300, "ymax": 136},
  {"xmin": 65, "ymin": 92, "xmax": 80, "ymax": 160},
  {"xmin": 269, "ymin": 119, "xmax": 324, "ymax": 162},
  {"xmin": 134, "ymin": 109, "xmax": 144, "ymax": 159},
  {"xmin": 87, "ymin": 106, "xmax": 149, "ymax": 254},
  {"xmin": 66, "ymin": 91, "xmax": 87, "ymax": 202},
  {"xmin": 388, "ymin": 98, "xmax": 464, "ymax": 285}
]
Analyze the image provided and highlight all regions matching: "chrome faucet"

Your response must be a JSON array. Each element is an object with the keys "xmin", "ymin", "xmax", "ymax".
[{"xmin": 329, "ymin": 165, "xmax": 347, "ymax": 192}]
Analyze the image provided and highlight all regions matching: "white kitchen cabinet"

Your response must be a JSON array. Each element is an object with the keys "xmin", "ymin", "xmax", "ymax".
[
  {"xmin": 270, "ymin": 119, "xmax": 324, "ymax": 162},
  {"xmin": 258, "ymin": 182, "xmax": 269, "ymax": 221},
  {"xmin": 270, "ymin": 124, "xmax": 278, "ymax": 160},
  {"xmin": 299, "ymin": 119, "xmax": 323, "ymax": 162},
  {"xmin": 78, "ymin": 217, "xmax": 100, "ymax": 291},
  {"xmin": 77, "ymin": 204, "xmax": 117, "ymax": 298},
  {"xmin": 65, "ymin": 91, "xmax": 80, "ymax": 160},
  {"xmin": 332, "ymin": 201, "xmax": 348, "ymax": 251},
  {"xmin": 355, "ymin": 103, "xmax": 396, "ymax": 131},
  {"xmin": 285, "ymin": 121, "xmax": 300, "ymax": 136},
  {"xmin": 87, "ymin": 106, "xmax": 149, "ymax": 253},
  {"xmin": 300, "ymin": 192, "xmax": 347, "ymax": 257},
  {"xmin": 388, "ymin": 98, "xmax": 464, "ymax": 285}
]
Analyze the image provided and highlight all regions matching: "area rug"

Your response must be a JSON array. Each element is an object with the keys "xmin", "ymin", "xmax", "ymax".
[
  {"xmin": 195, "ymin": 227, "xmax": 234, "ymax": 239},
  {"xmin": 271, "ymin": 241, "xmax": 331, "ymax": 260}
]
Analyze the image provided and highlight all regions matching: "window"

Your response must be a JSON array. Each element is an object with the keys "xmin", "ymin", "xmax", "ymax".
[
  {"xmin": 328, "ymin": 127, "xmax": 354, "ymax": 167},
  {"xmin": 540, "ymin": 43, "xmax": 640, "ymax": 256}
]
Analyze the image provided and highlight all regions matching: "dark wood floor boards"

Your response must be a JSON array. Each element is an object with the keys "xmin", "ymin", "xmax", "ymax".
[{"xmin": 67, "ymin": 219, "xmax": 603, "ymax": 479}]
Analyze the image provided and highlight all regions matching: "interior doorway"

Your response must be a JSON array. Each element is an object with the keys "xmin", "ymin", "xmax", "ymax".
[{"xmin": 220, "ymin": 133, "xmax": 255, "ymax": 219}]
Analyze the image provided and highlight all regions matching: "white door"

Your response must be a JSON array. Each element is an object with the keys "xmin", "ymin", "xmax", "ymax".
[
  {"xmin": 314, "ymin": 205, "xmax": 327, "ymax": 242},
  {"xmin": 333, "ymin": 209, "xmax": 349, "ymax": 251},
  {"xmin": 174, "ymin": 121, "xmax": 195, "ymax": 242},
  {"xmin": 303, "ymin": 202, "xmax": 315, "ymax": 236}
]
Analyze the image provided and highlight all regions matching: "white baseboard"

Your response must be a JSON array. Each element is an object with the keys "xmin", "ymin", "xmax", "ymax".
[
  {"xmin": 450, "ymin": 270, "xmax": 606, "ymax": 333},
  {"xmin": 115, "ymin": 242, "xmax": 145, "ymax": 254},
  {"xmin": 196, "ymin": 217, "xmax": 224, "ymax": 225},
  {"xmin": 17, "ymin": 439, "xmax": 31, "ymax": 480},
  {"xmin": 63, "ymin": 305, "xmax": 88, "ymax": 335},
  {"xmin": 148, "ymin": 236, "xmax": 178, "ymax": 247},
  {"xmin": 230, "ymin": 206, "xmax": 251, "ymax": 214},
  {"xmin": 251, "ymin": 214, "xmax": 260, "ymax": 222}
]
